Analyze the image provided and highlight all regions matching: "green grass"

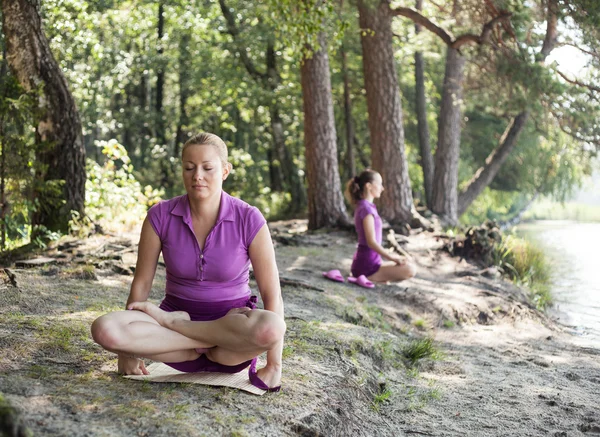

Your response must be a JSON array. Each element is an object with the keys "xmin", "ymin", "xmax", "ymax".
[
  {"xmin": 402, "ymin": 338, "xmax": 440, "ymax": 366},
  {"xmin": 492, "ymin": 235, "xmax": 552, "ymax": 310},
  {"xmin": 412, "ymin": 319, "xmax": 426, "ymax": 329},
  {"xmin": 442, "ymin": 320, "xmax": 455, "ymax": 328},
  {"xmin": 371, "ymin": 387, "xmax": 392, "ymax": 412}
]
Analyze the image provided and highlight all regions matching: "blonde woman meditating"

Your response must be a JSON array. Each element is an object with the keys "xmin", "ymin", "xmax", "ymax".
[{"xmin": 91, "ymin": 133, "xmax": 285, "ymax": 391}]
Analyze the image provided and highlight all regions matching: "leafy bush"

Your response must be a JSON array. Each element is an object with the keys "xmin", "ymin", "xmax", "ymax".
[
  {"xmin": 82, "ymin": 140, "xmax": 163, "ymax": 233},
  {"xmin": 225, "ymin": 148, "xmax": 291, "ymax": 219}
]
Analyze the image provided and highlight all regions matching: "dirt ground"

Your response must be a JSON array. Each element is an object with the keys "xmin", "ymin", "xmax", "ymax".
[{"xmin": 1, "ymin": 220, "xmax": 599, "ymax": 437}]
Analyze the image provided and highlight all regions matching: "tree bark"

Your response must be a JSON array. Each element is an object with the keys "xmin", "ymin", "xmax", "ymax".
[
  {"xmin": 414, "ymin": 0, "xmax": 434, "ymax": 209},
  {"xmin": 267, "ymin": 104, "xmax": 285, "ymax": 193},
  {"xmin": 431, "ymin": 47, "xmax": 465, "ymax": 225},
  {"xmin": 1, "ymin": 0, "xmax": 86, "ymax": 233},
  {"xmin": 341, "ymin": 43, "xmax": 356, "ymax": 180},
  {"xmin": 300, "ymin": 33, "xmax": 350, "ymax": 230},
  {"xmin": 155, "ymin": 2, "xmax": 165, "ymax": 147},
  {"xmin": 358, "ymin": 0, "xmax": 415, "ymax": 225},
  {"xmin": 175, "ymin": 31, "xmax": 191, "ymax": 159}
]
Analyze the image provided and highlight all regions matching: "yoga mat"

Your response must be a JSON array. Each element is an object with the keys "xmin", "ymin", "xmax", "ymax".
[{"xmin": 124, "ymin": 362, "xmax": 266, "ymax": 395}]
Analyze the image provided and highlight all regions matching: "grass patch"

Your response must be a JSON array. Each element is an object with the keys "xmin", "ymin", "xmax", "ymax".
[
  {"xmin": 62, "ymin": 264, "xmax": 98, "ymax": 280},
  {"xmin": 412, "ymin": 319, "xmax": 426, "ymax": 329},
  {"xmin": 371, "ymin": 387, "xmax": 392, "ymax": 412},
  {"xmin": 402, "ymin": 338, "xmax": 441, "ymax": 366},
  {"xmin": 492, "ymin": 235, "xmax": 552, "ymax": 310},
  {"xmin": 342, "ymin": 302, "xmax": 391, "ymax": 332},
  {"xmin": 442, "ymin": 320, "xmax": 455, "ymax": 328}
]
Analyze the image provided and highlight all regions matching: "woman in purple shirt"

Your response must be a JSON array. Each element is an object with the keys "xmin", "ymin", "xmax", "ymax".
[
  {"xmin": 346, "ymin": 169, "xmax": 417, "ymax": 284},
  {"xmin": 91, "ymin": 133, "xmax": 285, "ymax": 391}
]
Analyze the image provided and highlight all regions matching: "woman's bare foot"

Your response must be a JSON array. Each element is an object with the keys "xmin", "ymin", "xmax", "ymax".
[{"xmin": 128, "ymin": 301, "xmax": 190, "ymax": 328}]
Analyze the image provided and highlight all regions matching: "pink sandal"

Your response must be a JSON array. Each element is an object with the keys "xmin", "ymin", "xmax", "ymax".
[
  {"xmin": 322, "ymin": 269, "xmax": 345, "ymax": 283},
  {"xmin": 348, "ymin": 275, "xmax": 374, "ymax": 289}
]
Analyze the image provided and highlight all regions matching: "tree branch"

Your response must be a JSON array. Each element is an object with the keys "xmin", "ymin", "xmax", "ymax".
[
  {"xmin": 555, "ymin": 69, "xmax": 600, "ymax": 93},
  {"xmin": 390, "ymin": 6, "xmax": 511, "ymax": 49},
  {"xmin": 218, "ymin": 0, "xmax": 267, "ymax": 82},
  {"xmin": 558, "ymin": 42, "xmax": 599, "ymax": 60},
  {"xmin": 540, "ymin": 0, "xmax": 558, "ymax": 61},
  {"xmin": 451, "ymin": 12, "xmax": 512, "ymax": 49},
  {"xmin": 390, "ymin": 6, "xmax": 453, "ymax": 45}
]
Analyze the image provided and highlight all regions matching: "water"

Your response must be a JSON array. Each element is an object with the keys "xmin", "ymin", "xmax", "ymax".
[{"xmin": 516, "ymin": 221, "xmax": 600, "ymax": 344}]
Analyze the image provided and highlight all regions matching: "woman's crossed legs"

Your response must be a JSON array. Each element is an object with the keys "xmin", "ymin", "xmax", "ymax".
[{"xmin": 91, "ymin": 303, "xmax": 286, "ymax": 370}]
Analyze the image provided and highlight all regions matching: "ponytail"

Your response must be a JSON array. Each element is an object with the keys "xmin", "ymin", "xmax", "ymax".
[{"xmin": 345, "ymin": 169, "xmax": 379, "ymax": 205}]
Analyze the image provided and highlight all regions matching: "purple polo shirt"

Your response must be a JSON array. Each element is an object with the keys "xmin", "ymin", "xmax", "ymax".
[
  {"xmin": 146, "ymin": 191, "xmax": 266, "ymax": 302},
  {"xmin": 355, "ymin": 199, "xmax": 382, "ymax": 248}
]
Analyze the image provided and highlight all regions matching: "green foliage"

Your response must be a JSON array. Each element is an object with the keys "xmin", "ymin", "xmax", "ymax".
[
  {"xmin": 0, "ymin": 70, "xmax": 40, "ymax": 250},
  {"xmin": 492, "ymin": 234, "xmax": 552, "ymax": 309},
  {"xmin": 226, "ymin": 148, "xmax": 290, "ymax": 219},
  {"xmin": 84, "ymin": 140, "xmax": 163, "ymax": 232}
]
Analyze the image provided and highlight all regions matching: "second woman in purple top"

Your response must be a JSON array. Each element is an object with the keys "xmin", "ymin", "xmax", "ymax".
[
  {"xmin": 346, "ymin": 169, "xmax": 417, "ymax": 284},
  {"xmin": 91, "ymin": 132, "xmax": 285, "ymax": 391}
]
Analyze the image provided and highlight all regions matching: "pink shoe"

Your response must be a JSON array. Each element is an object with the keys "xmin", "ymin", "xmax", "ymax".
[
  {"xmin": 322, "ymin": 269, "xmax": 345, "ymax": 283},
  {"xmin": 348, "ymin": 275, "xmax": 374, "ymax": 289}
]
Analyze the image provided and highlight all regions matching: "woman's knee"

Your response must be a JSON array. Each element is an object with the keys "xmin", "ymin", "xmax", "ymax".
[
  {"xmin": 91, "ymin": 314, "xmax": 126, "ymax": 351},
  {"xmin": 405, "ymin": 261, "xmax": 418, "ymax": 279},
  {"xmin": 250, "ymin": 311, "xmax": 286, "ymax": 349}
]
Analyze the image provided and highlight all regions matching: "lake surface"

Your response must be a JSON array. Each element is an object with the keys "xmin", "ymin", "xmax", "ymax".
[{"xmin": 516, "ymin": 221, "xmax": 600, "ymax": 344}]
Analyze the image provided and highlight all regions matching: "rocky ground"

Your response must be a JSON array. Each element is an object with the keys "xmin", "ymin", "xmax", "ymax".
[{"xmin": 1, "ymin": 220, "xmax": 599, "ymax": 436}]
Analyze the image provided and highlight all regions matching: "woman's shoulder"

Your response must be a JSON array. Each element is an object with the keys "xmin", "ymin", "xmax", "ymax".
[
  {"xmin": 224, "ymin": 192, "xmax": 263, "ymax": 217},
  {"xmin": 356, "ymin": 199, "xmax": 378, "ymax": 213},
  {"xmin": 148, "ymin": 195, "xmax": 186, "ymax": 217}
]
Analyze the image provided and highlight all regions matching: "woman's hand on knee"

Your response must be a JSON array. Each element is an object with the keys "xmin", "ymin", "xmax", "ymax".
[
  {"xmin": 226, "ymin": 307, "xmax": 252, "ymax": 317},
  {"xmin": 117, "ymin": 354, "xmax": 149, "ymax": 376},
  {"xmin": 389, "ymin": 253, "xmax": 406, "ymax": 265},
  {"xmin": 128, "ymin": 301, "xmax": 190, "ymax": 328}
]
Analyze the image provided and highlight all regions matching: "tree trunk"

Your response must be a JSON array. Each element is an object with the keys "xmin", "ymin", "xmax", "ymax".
[
  {"xmin": 457, "ymin": 0, "xmax": 557, "ymax": 218},
  {"xmin": 156, "ymin": 2, "xmax": 165, "ymax": 148},
  {"xmin": 1, "ymin": 0, "xmax": 86, "ymax": 233},
  {"xmin": 414, "ymin": 0, "xmax": 434, "ymax": 209},
  {"xmin": 457, "ymin": 111, "xmax": 530, "ymax": 216},
  {"xmin": 267, "ymin": 104, "xmax": 285, "ymax": 193},
  {"xmin": 175, "ymin": 31, "xmax": 191, "ymax": 159},
  {"xmin": 300, "ymin": 32, "xmax": 350, "ymax": 230},
  {"xmin": 341, "ymin": 43, "xmax": 356, "ymax": 180},
  {"xmin": 358, "ymin": 0, "xmax": 415, "ymax": 225},
  {"xmin": 431, "ymin": 46, "xmax": 465, "ymax": 225}
]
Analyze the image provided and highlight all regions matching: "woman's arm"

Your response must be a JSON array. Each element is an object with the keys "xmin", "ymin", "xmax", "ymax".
[
  {"xmin": 363, "ymin": 215, "xmax": 404, "ymax": 264},
  {"xmin": 119, "ymin": 218, "xmax": 162, "ymax": 374},
  {"xmin": 248, "ymin": 224, "xmax": 284, "ymax": 371},
  {"xmin": 126, "ymin": 218, "xmax": 162, "ymax": 307}
]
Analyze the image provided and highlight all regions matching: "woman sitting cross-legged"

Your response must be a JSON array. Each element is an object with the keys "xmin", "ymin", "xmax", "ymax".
[
  {"xmin": 91, "ymin": 132, "xmax": 285, "ymax": 391},
  {"xmin": 345, "ymin": 169, "xmax": 418, "ymax": 287}
]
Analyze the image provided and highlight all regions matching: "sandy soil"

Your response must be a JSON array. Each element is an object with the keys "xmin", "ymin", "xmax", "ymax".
[{"xmin": 1, "ymin": 221, "xmax": 599, "ymax": 436}]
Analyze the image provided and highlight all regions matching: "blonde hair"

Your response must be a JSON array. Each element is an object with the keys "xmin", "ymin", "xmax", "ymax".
[{"xmin": 182, "ymin": 133, "xmax": 228, "ymax": 165}]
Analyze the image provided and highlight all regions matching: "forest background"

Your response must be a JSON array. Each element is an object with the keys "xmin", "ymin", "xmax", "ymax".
[{"xmin": 0, "ymin": 0, "xmax": 599, "ymax": 251}]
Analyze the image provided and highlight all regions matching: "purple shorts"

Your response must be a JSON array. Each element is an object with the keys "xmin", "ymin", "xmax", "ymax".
[
  {"xmin": 158, "ymin": 294, "xmax": 257, "ymax": 374},
  {"xmin": 350, "ymin": 248, "xmax": 382, "ymax": 278}
]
